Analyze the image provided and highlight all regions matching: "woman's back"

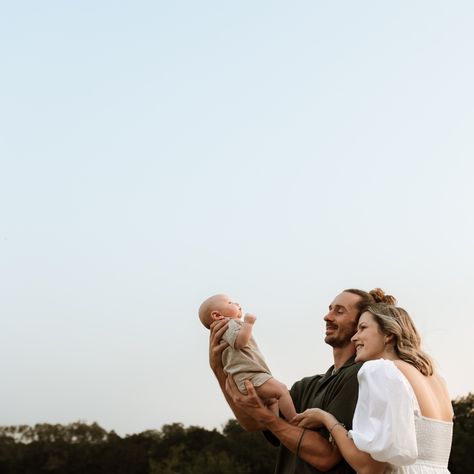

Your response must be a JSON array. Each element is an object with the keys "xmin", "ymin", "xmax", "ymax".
[{"xmin": 393, "ymin": 360, "xmax": 453, "ymax": 422}]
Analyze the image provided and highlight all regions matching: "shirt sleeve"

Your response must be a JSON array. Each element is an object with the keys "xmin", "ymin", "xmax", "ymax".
[
  {"xmin": 221, "ymin": 319, "xmax": 240, "ymax": 349},
  {"xmin": 348, "ymin": 359, "xmax": 418, "ymax": 466}
]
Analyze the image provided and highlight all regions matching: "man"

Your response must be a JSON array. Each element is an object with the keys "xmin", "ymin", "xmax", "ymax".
[{"xmin": 209, "ymin": 289, "xmax": 377, "ymax": 473}]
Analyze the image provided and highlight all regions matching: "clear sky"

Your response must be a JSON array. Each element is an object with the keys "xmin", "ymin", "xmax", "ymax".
[{"xmin": 1, "ymin": 1, "xmax": 473, "ymax": 436}]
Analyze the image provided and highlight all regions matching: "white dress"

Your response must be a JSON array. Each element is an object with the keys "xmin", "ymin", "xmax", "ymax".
[{"xmin": 348, "ymin": 359, "xmax": 453, "ymax": 473}]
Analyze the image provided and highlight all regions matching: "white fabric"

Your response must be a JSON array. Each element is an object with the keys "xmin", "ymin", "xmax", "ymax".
[
  {"xmin": 348, "ymin": 359, "xmax": 452, "ymax": 473},
  {"xmin": 349, "ymin": 359, "xmax": 418, "ymax": 465}
]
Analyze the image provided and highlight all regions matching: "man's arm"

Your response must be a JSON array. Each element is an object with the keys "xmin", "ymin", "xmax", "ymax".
[
  {"xmin": 209, "ymin": 319, "xmax": 265, "ymax": 431},
  {"xmin": 226, "ymin": 378, "xmax": 342, "ymax": 471}
]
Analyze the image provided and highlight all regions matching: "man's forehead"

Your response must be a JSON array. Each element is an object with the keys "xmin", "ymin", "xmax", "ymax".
[{"xmin": 331, "ymin": 292, "xmax": 361, "ymax": 309}]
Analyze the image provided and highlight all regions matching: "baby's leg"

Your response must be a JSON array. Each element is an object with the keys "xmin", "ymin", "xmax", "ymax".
[{"xmin": 255, "ymin": 378, "xmax": 297, "ymax": 421}]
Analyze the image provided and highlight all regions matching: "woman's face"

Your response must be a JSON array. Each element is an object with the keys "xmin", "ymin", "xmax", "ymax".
[{"xmin": 351, "ymin": 311, "xmax": 388, "ymax": 362}]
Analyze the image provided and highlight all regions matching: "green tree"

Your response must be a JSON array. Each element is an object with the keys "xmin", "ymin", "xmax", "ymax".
[
  {"xmin": 5, "ymin": 403, "xmax": 473, "ymax": 474},
  {"xmin": 449, "ymin": 392, "xmax": 474, "ymax": 474},
  {"xmin": 222, "ymin": 419, "xmax": 277, "ymax": 474}
]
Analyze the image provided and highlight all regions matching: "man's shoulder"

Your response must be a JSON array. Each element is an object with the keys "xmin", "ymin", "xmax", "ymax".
[
  {"xmin": 294, "ymin": 373, "xmax": 325, "ymax": 386},
  {"xmin": 289, "ymin": 373, "xmax": 323, "ymax": 395},
  {"xmin": 293, "ymin": 362, "xmax": 361, "ymax": 389},
  {"xmin": 290, "ymin": 358, "xmax": 362, "ymax": 393},
  {"xmin": 331, "ymin": 360, "xmax": 363, "ymax": 388},
  {"xmin": 338, "ymin": 360, "xmax": 363, "ymax": 377}
]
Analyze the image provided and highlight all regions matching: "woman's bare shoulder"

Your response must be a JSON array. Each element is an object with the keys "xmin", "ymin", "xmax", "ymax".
[{"xmin": 392, "ymin": 359, "xmax": 453, "ymax": 421}]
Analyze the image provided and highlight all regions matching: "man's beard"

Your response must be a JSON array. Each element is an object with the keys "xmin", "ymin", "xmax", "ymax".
[{"xmin": 325, "ymin": 324, "xmax": 357, "ymax": 348}]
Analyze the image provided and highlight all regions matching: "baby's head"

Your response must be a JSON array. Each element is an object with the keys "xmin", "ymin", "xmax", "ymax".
[{"xmin": 198, "ymin": 294, "xmax": 242, "ymax": 329}]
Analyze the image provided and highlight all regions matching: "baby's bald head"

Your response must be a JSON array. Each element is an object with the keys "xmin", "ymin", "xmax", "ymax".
[{"xmin": 198, "ymin": 294, "xmax": 242, "ymax": 329}]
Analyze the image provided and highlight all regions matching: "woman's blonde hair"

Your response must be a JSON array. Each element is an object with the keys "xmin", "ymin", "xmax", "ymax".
[{"xmin": 365, "ymin": 303, "xmax": 434, "ymax": 376}]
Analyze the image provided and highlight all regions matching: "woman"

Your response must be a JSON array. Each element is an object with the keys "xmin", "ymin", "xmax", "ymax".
[{"xmin": 292, "ymin": 299, "xmax": 453, "ymax": 474}]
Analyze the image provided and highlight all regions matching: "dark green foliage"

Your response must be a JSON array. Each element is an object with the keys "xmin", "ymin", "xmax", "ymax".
[
  {"xmin": 0, "ymin": 420, "xmax": 277, "ymax": 474},
  {"xmin": 1, "ymin": 398, "xmax": 472, "ymax": 474},
  {"xmin": 449, "ymin": 392, "xmax": 474, "ymax": 474},
  {"xmin": 222, "ymin": 419, "xmax": 277, "ymax": 474}
]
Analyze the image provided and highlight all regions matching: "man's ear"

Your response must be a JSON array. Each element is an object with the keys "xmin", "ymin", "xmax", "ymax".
[{"xmin": 211, "ymin": 311, "xmax": 224, "ymax": 321}]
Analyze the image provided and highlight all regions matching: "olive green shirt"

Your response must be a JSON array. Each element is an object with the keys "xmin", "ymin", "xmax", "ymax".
[{"xmin": 266, "ymin": 356, "xmax": 362, "ymax": 474}]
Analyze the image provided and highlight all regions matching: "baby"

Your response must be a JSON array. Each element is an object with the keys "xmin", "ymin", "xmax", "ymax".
[{"xmin": 199, "ymin": 294, "xmax": 296, "ymax": 421}]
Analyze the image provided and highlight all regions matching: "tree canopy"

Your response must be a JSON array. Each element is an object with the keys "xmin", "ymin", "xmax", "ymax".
[{"xmin": 0, "ymin": 393, "xmax": 472, "ymax": 473}]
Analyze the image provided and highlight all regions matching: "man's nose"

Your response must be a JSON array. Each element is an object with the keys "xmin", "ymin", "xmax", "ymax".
[{"xmin": 323, "ymin": 312, "xmax": 333, "ymax": 321}]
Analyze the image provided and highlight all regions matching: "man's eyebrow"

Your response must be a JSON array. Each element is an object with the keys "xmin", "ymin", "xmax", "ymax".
[{"xmin": 329, "ymin": 304, "xmax": 347, "ymax": 310}]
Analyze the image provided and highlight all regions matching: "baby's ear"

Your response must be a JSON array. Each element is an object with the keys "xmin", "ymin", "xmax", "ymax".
[{"xmin": 211, "ymin": 311, "xmax": 224, "ymax": 321}]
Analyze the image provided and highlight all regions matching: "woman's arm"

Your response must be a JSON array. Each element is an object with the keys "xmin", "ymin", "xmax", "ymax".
[{"xmin": 292, "ymin": 409, "xmax": 386, "ymax": 474}]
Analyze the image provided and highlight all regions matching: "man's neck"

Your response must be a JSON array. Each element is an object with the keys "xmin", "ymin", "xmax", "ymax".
[{"xmin": 332, "ymin": 345, "xmax": 356, "ymax": 371}]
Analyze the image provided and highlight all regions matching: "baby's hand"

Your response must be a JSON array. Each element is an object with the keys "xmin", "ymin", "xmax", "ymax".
[{"xmin": 244, "ymin": 313, "xmax": 257, "ymax": 324}]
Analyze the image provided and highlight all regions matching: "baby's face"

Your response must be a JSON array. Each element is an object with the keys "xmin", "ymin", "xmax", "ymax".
[{"xmin": 214, "ymin": 295, "xmax": 242, "ymax": 319}]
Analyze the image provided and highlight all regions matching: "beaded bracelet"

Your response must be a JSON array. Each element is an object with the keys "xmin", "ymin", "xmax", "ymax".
[{"xmin": 328, "ymin": 421, "xmax": 345, "ymax": 445}]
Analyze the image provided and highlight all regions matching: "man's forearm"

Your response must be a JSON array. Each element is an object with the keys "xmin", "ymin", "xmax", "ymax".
[{"xmin": 264, "ymin": 417, "xmax": 341, "ymax": 471}]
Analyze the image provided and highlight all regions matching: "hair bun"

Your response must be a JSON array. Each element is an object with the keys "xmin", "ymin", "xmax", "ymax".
[{"xmin": 370, "ymin": 288, "xmax": 397, "ymax": 305}]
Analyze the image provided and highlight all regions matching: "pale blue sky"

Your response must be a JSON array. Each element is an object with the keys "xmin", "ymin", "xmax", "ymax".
[{"xmin": 1, "ymin": 1, "xmax": 473, "ymax": 436}]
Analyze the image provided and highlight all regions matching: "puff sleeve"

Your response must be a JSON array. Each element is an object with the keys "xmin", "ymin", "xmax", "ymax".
[{"xmin": 348, "ymin": 359, "xmax": 418, "ymax": 466}]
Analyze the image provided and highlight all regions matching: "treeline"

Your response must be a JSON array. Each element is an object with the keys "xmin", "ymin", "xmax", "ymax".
[
  {"xmin": 0, "ymin": 393, "xmax": 472, "ymax": 474},
  {"xmin": 0, "ymin": 419, "xmax": 276, "ymax": 474}
]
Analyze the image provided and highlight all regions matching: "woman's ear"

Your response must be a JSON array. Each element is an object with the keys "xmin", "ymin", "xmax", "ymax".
[
  {"xmin": 385, "ymin": 333, "xmax": 395, "ymax": 345},
  {"xmin": 211, "ymin": 311, "xmax": 224, "ymax": 321}
]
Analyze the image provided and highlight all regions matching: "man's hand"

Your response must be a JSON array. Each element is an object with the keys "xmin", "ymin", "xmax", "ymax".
[
  {"xmin": 243, "ymin": 313, "xmax": 257, "ymax": 324},
  {"xmin": 225, "ymin": 377, "xmax": 276, "ymax": 424},
  {"xmin": 209, "ymin": 319, "xmax": 229, "ymax": 374}
]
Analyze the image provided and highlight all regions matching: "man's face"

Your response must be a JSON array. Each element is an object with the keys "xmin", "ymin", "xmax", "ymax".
[{"xmin": 323, "ymin": 292, "xmax": 360, "ymax": 348}]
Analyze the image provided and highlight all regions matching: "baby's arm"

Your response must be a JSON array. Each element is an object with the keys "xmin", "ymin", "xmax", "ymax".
[{"xmin": 234, "ymin": 313, "xmax": 256, "ymax": 350}]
